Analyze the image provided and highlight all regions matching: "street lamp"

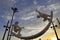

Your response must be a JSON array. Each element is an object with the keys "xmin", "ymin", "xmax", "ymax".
[
  {"xmin": 7, "ymin": 7, "xmax": 18, "ymax": 40},
  {"xmin": 2, "ymin": 20, "xmax": 9, "ymax": 40}
]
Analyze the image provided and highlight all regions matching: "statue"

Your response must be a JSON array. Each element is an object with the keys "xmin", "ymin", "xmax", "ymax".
[
  {"xmin": 36, "ymin": 9, "xmax": 51, "ymax": 21},
  {"xmin": 12, "ymin": 21, "xmax": 22, "ymax": 36}
]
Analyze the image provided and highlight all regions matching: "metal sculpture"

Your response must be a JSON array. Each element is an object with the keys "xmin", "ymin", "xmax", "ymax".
[
  {"xmin": 36, "ymin": 10, "xmax": 51, "ymax": 21},
  {"xmin": 12, "ymin": 21, "xmax": 22, "ymax": 36},
  {"xmin": 10, "ymin": 10, "xmax": 53, "ymax": 39}
]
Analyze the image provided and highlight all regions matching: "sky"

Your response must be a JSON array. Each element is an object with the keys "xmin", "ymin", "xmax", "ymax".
[{"xmin": 0, "ymin": 0, "xmax": 60, "ymax": 40}]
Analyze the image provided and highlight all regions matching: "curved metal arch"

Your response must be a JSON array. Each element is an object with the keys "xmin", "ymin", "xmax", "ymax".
[{"xmin": 11, "ymin": 13, "xmax": 53, "ymax": 39}]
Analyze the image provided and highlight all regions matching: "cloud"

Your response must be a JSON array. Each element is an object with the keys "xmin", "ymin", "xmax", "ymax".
[
  {"xmin": 47, "ymin": 0, "xmax": 52, "ymax": 3},
  {"xmin": 33, "ymin": 0, "xmax": 37, "ymax": 5},
  {"xmin": 47, "ymin": 0, "xmax": 57, "ymax": 4},
  {"xmin": 48, "ymin": 0, "xmax": 51, "ymax": 2},
  {"xmin": 19, "ymin": 9, "xmax": 40, "ymax": 21},
  {"xmin": 19, "ymin": 5, "xmax": 46, "ymax": 21},
  {"xmin": 47, "ymin": 3, "xmax": 60, "ymax": 10},
  {"xmin": 2, "ymin": 15, "xmax": 15, "ymax": 20},
  {"xmin": 19, "ymin": 9, "xmax": 37, "ymax": 21},
  {"xmin": 21, "ymin": 16, "xmax": 34, "ymax": 20},
  {"xmin": 0, "ymin": 0, "xmax": 17, "ymax": 9},
  {"xmin": 6, "ymin": 16, "xmax": 15, "ymax": 20}
]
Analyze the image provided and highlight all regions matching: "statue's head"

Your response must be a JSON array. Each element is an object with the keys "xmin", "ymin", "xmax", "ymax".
[{"xmin": 15, "ymin": 21, "xmax": 19, "ymax": 24}]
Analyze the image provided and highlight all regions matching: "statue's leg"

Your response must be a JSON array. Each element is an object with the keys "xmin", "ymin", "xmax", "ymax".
[
  {"xmin": 17, "ymin": 29, "xmax": 21, "ymax": 36},
  {"xmin": 14, "ymin": 29, "xmax": 17, "ymax": 32}
]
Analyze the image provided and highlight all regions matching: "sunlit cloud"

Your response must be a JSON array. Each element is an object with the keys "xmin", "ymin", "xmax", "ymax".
[
  {"xmin": 19, "ymin": 10, "xmax": 36, "ymax": 21},
  {"xmin": 47, "ymin": 3, "xmax": 60, "ymax": 10},
  {"xmin": 6, "ymin": 16, "xmax": 15, "ymax": 20},
  {"xmin": 2, "ymin": 15, "xmax": 15, "ymax": 20},
  {"xmin": 21, "ymin": 16, "xmax": 35, "ymax": 20},
  {"xmin": 51, "ymin": 37, "xmax": 57, "ymax": 40}
]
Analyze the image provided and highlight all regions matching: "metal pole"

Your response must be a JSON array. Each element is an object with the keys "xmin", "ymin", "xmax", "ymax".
[
  {"xmin": 7, "ymin": 12, "xmax": 15, "ymax": 40},
  {"xmin": 51, "ymin": 22, "xmax": 59, "ymax": 40},
  {"xmin": 51, "ymin": 11, "xmax": 59, "ymax": 40},
  {"xmin": 2, "ymin": 20, "xmax": 9, "ymax": 40},
  {"xmin": 56, "ymin": 18, "xmax": 60, "ymax": 25},
  {"xmin": 7, "ymin": 7, "xmax": 18, "ymax": 40}
]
